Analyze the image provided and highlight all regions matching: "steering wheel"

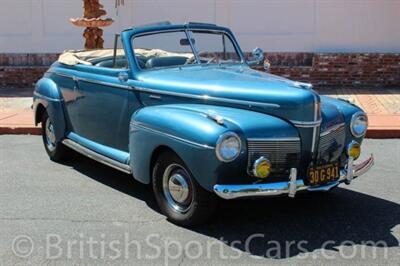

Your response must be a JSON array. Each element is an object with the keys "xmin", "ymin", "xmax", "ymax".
[
  {"xmin": 185, "ymin": 56, "xmax": 197, "ymax": 65},
  {"xmin": 206, "ymin": 55, "xmax": 218, "ymax": 64}
]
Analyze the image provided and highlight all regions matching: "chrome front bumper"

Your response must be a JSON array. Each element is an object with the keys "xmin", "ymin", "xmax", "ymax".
[{"xmin": 213, "ymin": 155, "xmax": 374, "ymax": 200}]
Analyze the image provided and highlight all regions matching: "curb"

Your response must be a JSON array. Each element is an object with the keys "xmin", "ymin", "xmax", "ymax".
[
  {"xmin": 0, "ymin": 127, "xmax": 41, "ymax": 135},
  {"xmin": 0, "ymin": 127, "xmax": 399, "ymax": 138},
  {"xmin": 366, "ymin": 129, "xmax": 400, "ymax": 139}
]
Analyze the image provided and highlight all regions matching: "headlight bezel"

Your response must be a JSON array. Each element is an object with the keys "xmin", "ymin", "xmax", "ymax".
[
  {"xmin": 215, "ymin": 132, "xmax": 242, "ymax": 162},
  {"xmin": 350, "ymin": 111, "xmax": 368, "ymax": 138}
]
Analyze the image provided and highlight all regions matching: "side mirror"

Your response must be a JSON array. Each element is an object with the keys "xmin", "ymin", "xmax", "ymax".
[{"xmin": 247, "ymin": 47, "xmax": 264, "ymax": 66}]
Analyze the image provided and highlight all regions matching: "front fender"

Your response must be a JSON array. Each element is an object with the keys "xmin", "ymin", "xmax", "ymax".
[
  {"xmin": 321, "ymin": 96, "xmax": 366, "ymax": 144},
  {"xmin": 33, "ymin": 77, "xmax": 66, "ymax": 142},
  {"xmin": 129, "ymin": 104, "xmax": 300, "ymax": 191}
]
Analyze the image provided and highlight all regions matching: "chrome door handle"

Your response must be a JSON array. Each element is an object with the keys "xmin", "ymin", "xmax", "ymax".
[
  {"xmin": 149, "ymin": 94, "xmax": 162, "ymax": 100},
  {"xmin": 118, "ymin": 72, "xmax": 129, "ymax": 82}
]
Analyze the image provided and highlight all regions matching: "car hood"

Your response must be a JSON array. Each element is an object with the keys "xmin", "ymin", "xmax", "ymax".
[{"xmin": 135, "ymin": 65, "xmax": 319, "ymax": 123}]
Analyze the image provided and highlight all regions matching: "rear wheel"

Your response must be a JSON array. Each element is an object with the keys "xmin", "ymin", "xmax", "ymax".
[
  {"xmin": 152, "ymin": 151, "xmax": 217, "ymax": 226},
  {"xmin": 41, "ymin": 112, "xmax": 68, "ymax": 162}
]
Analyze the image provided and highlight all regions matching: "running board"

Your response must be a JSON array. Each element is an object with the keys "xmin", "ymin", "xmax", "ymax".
[{"xmin": 62, "ymin": 139, "xmax": 132, "ymax": 174}]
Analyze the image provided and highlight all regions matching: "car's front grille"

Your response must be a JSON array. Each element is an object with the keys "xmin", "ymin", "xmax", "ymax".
[
  {"xmin": 247, "ymin": 139, "xmax": 301, "ymax": 174},
  {"xmin": 318, "ymin": 124, "xmax": 346, "ymax": 163}
]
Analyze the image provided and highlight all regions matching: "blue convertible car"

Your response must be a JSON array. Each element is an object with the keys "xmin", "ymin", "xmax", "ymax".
[{"xmin": 33, "ymin": 22, "xmax": 374, "ymax": 225}]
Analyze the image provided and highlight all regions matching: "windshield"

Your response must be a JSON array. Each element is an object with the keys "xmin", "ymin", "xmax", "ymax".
[{"xmin": 132, "ymin": 30, "xmax": 242, "ymax": 70}]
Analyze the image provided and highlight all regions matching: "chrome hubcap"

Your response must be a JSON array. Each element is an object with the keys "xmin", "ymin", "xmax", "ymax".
[
  {"xmin": 45, "ymin": 118, "xmax": 56, "ymax": 151},
  {"xmin": 162, "ymin": 164, "xmax": 193, "ymax": 213},
  {"xmin": 168, "ymin": 174, "xmax": 190, "ymax": 203}
]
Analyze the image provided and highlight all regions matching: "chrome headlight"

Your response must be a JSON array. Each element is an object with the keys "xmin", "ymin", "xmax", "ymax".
[
  {"xmin": 216, "ymin": 132, "xmax": 241, "ymax": 162},
  {"xmin": 350, "ymin": 111, "xmax": 368, "ymax": 138}
]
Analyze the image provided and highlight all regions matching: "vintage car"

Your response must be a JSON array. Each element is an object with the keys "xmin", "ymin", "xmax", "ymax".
[{"xmin": 33, "ymin": 22, "xmax": 374, "ymax": 225}]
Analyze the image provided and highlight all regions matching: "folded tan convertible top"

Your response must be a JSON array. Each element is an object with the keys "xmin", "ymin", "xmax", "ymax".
[
  {"xmin": 58, "ymin": 49, "xmax": 124, "ymax": 66},
  {"xmin": 58, "ymin": 49, "xmax": 192, "ymax": 66}
]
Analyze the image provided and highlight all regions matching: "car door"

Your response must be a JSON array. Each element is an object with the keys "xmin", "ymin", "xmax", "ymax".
[{"xmin": 72, "ymin": 68, "xmax": 137, "ymax": 152}]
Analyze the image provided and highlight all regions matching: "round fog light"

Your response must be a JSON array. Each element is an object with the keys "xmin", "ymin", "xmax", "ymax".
[
  {"xmin": 252, "ymin": 157, "xmax": 272, "ymax": 178},
  {"xmin": 347, "ymin": 141, "xmax": 361, "ymax": 160}
]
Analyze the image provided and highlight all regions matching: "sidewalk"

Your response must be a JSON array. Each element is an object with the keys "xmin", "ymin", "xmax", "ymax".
[
  {"xmin": 0, "ymin": 88, "xmax": 399, "ymax": 138},
  {"xmin": 320, "ymin": 88, "xmax": 400, "ymax": 138}
]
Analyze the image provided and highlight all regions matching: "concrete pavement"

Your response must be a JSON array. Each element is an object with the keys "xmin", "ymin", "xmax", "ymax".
[
  {"xmin": 0, "ymin": 135, "xmax": 399, "ymax": 265},
  {"xmin": 1, "ymin": 87, "xmax": 400, "ymax": 137}
]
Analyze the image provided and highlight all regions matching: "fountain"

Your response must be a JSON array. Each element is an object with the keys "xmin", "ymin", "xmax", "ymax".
[{"xmin": 70, "ymin": 0, "xmax": 120, "ymax": 49}]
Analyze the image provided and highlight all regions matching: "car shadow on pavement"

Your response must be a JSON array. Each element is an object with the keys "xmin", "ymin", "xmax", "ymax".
[
  {"xmin": 60, "ymin": 153, "xmax": 160, "ymax": 212},
  {"xmin": 194, "ymin": 189, "xmax": 400, "ymax": 259},
  {"xmin": 62, "ymin": 154, "xmax": 399, "ymax": 259}
]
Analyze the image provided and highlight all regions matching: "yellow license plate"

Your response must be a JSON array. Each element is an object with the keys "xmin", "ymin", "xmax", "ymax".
[{"xmin": 308, "ymin": 162, "xmax": 340, "ymax": 185}]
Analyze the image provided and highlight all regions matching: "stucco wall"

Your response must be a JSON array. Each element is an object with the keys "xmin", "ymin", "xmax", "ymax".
[{"xmin": 0, "ymin": 0, "xmax": 399, "ymax": 53}]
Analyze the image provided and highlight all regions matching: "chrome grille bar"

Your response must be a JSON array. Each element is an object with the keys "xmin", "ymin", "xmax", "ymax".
[
  {"xmin": 318, "ymin": 123, "xmax": 346, "ymax": 163},
  {"xmin": 247, "ymin": 139, "xmax": 301, "ymax": 173}
]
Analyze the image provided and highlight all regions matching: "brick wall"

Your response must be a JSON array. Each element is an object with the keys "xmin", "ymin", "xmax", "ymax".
[
  {"xmin": 261, "ymin": 53, "xmax": 400, "ymax": 87},
  {"xmin": 0, "ymin": 54, "xmax": 59, "ymax": 88},
  {"xmin": 0, "ymin": 53, "xmax": 399, "ymax": 88}
]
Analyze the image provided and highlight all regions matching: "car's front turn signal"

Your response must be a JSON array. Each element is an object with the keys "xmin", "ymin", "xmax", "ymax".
[
  {"xmin": 347, "ymin": 141, "xmax": 361, "ymax": 160},
  {"xmin": 252, "ymin": 157, "xmax": 272, "ymax": 178}
]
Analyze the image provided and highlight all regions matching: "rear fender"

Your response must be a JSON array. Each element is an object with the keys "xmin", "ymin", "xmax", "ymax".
[{"xmin": 33, "ymin": 77, "xmax": 67, "ymax": 142}]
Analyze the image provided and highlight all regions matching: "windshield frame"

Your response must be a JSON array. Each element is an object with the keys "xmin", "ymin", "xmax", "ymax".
[{"xmin": 131, "ymin": 28, "xmax": 245, "ymax": 71}]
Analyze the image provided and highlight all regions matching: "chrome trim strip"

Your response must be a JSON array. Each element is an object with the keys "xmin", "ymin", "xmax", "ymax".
[
  {"xmin": 132, "ymin": 86, "xmax": 280, "ymax": 108},
  {"xmin": 310, "ymin": 91, "xmax": 320, "ymax": 153},
  {"xmin": 52, "ymin": 70, "xmax": 280, "ymax": 109},
  {"xmin": 51, "ymin": 71, "xmax": 74, "ymax": 79},
  {"xmin": 51, "ymin": 72, "xmax": 131, "ymax": 90},
  {"xmin": 130, "ymin": 121, "xmax": 215, "ymax": 150},
  {"xmin": 311, "ymin": 127, "xmax": 318, "ymax": 153},
  {"xmin": 149, "ymin": 94, "xmax": 162, "ymax": 100},
  {"xmin": 320, "ymin": 123, "xmax": 346, "ymax": 137},
  {"xmin": 213, "ymin": 154, "xmax": 374, "ymax": 199},
  {"xmin": 290, "ymin": 119, "xmax": 322, "ymax": 127},
  {"xmin": 33, "ymin": 91, "xmax": 63, "ymax": 102},
  {"xmin": 62, "ymin": 139, "xmax": 132, "ymax": 174},
  {"xmin": 214, "ymin": 180, "xmax": 308, "ymax": 199},
  {"xmin": 247, "ymin": 137, "xmax": 300, "ymax": 142},
  {"xmin": 76, "ymin": 77, "xmax": 131, "ymax": 90}
]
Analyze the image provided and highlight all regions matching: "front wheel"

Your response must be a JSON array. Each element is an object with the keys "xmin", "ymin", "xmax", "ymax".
[
  {"xmin": 152, "ymin": 151, "xmax": 217, "ymax": 226},
  {"xmin": 41, "ymin": 112, "xmax": 68, "ymax": 162}
]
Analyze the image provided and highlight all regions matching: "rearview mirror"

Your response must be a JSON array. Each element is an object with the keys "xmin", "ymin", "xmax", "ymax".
[{"xmin": 180, "ymin": 38, "xmax": 195, "ymax": 46}]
